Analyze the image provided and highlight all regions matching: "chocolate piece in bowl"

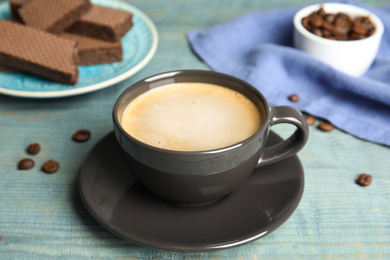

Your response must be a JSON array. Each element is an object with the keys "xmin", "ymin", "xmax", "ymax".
[
  {"xmin": 60, "ymin": 33, "xmax": 122, "ymax": 65},
  {"xmin": 66, "ymin": 4, "xmax": 133, "ymax": 42},
  {"xmin": 18, "ymin": 0, "xmax": 92, "ymax": 34},
  {"xmin": 0, "ymin": 20, "xmax": 78, "ymax": 85}
]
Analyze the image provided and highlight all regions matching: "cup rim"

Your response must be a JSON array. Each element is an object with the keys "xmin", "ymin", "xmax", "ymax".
[
  {"xmin": 293, "ymin": 2, "xmax": 384, "ymax": 45},
  {"xmin": 112, "ymin": 70, "xmax": 270, "ymax": 155}
]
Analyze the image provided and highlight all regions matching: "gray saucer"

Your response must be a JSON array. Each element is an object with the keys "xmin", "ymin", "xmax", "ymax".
[{"xmin": 79, "ymin": 131, "xmax": 304, "ymax": 252}]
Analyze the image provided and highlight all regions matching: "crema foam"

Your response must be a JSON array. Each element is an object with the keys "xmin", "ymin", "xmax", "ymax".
[{"xmin": 121, "ymin": 82, "xmax": 262, "ymax": 151}]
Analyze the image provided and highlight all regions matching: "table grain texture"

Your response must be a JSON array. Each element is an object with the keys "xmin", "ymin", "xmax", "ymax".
[{"xmin": 1, "ymin": 0, "xmax": 389, "ymax": 259}]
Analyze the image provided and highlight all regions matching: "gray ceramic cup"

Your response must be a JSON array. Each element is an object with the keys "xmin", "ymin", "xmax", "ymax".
[{"xmin": 113, "ymin": 70, "xmax": 309, "ymax": 205}]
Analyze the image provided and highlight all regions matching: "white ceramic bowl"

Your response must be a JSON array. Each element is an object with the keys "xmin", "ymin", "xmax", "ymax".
[{"xmin": 293, "ymin": 3, "xmax": 384, "ymax": 77}]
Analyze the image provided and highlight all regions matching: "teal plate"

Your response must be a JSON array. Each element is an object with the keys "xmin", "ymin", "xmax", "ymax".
[{"xmin": 0, "ymin": 0, "xmax": 158, "ymax": 98}]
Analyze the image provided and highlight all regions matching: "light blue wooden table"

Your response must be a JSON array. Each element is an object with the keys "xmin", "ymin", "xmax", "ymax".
[{"xmin": 1, "ymin": 0, "xmax": 389, "ymax": 258}]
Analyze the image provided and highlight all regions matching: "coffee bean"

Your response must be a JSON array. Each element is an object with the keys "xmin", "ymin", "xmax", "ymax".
[
  {"xmin": 349, "ymin": 33, "xmax": 365, "ymax": 40},
  {"xmin": 335, "ymin": 19, "xmax": 350, "ymax": 29},
  {"xmin": 27, "ymin": 143, "xmax": 40, "ymax": 155},
  {"xmin": 301, "ymin": 7, "xmax": 375, "ymax": 41},
  {"xmin": 18, "ymin": 158, "xmax": 34, "ymax": 170},
  {"xmin": 318, "ymin": 122, "xmax": 334, "ymax": 132},
  {"xmin": 316, "ymin": 7, "xmax": 326, "ymax": 17},
  {"xmin": 42, "ymin": 160, "xmax": 60, "ymax": 173},
  {"xmin": 310, "ymin": 27, "xmax": 323, "ymax": 37},
  {"xmin": 72, "ymin": 129, "xmax": 91, "ymax": 142},
  {"xmin": 325, "ymin": 14, "xmax": 336, "ymax": 24},
  {"xmin": 367, "ymin": 29, "xmax": 375, "ymax": 37},
  {"xmin": 334, "ymin": 33, "xmax": 349, "ymax": 41},
  {"xmin": 288, "ymin": 94, "xmax": 299, "ymax": 102},
  {"xmin": 305, "ymin": 115, "xmax": 315, "ymax": 126},
  {"xmin": 352, "ymin": 23, "xmax": 368, "ymax": 35},
  {"xmin": 302, "ymin": 16, "xmax": 311, "ymax": 30},
  {"xmin": 309, "ymin": 14, "xmax": 324, "ymax": 27},
  {"xmin": 357, "ymin": 173, "xmax": 372, "ymax": 186},
  {"xmin": 321, "ymin": 28, "xmax": 332, "ymax": 38}
]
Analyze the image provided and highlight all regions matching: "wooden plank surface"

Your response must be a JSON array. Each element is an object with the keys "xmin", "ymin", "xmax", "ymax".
[{"xmin": 1, "ymin": 0, "xmax": 389, "ymax": 258}]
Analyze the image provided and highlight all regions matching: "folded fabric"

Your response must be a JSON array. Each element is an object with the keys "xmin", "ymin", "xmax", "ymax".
[{"xmin": 187, "ymin": 0, "xmax": 390, "ymax": 146}]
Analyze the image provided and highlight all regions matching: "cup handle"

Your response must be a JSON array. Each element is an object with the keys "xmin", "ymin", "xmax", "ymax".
[{"xmin": 257, "ymin": 106, "xmax": 309, "ymax": 167}]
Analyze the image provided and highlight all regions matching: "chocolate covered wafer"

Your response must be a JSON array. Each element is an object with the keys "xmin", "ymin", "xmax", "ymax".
[
  {"xmin": 66, "ymin": 4, "xmax": 133, "ymax": 42},
  {"xmin": 60, "ymin": 33, "xmax": 122, "ymax": 65},
  {"xmin": 0, "ymin": 20, "xmax": 78, "ymax": 85},
  {"xmin": 10, "ymin": 0, "xmax": 30, "ymax": 21},
  {"xmin": 18, "ymin": 0, "xmax": 92, "ymax": 34}
]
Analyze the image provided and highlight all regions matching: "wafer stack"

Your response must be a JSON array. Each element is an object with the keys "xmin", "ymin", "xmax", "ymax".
[{"xmin": 0, "ymin": 0, "xmax": 133, "ymax": 85}]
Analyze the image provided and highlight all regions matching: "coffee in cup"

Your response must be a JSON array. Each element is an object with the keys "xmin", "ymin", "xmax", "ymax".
[{"xmin": 120, "ymin": 82, "xmax": 262, "ymax": 151}]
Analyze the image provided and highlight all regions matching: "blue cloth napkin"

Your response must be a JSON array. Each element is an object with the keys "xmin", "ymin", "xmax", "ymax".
[{"xmin": 187, "ymin": 0, "xmax": 390, "ymax": 146}]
